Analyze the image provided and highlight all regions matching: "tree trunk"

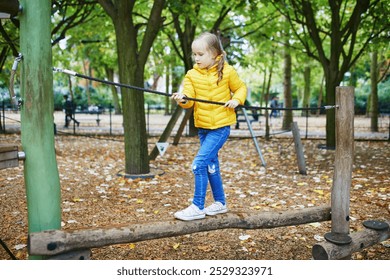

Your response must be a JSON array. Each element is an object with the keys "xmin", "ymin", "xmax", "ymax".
[
  {"xmin": 282, "ymin": 43, "xmax": 293, "ymax": 131},
  {"xmin": 83, "ymin": 60, "xmax": 91, "ymax": 106},
  {"xmin": 0, "ymin": 45, "xmax": 9, "ymax": 74},
  {"xmin": 68, "ymin": 75, "xmax": 73, "ymax": 100},
  {"xmin": 170, "ymin": 8, "xmax": 199, "ymax": 138},
  {"xmin": 370, "ymin": 51, "xmax": 379, "ymax": 132},
  {"xmin": 302, "ymin": 65, "xmax": 311, "ymax": 116},
  {"xmin": 272, "ymin": 0, "xmax": 373, "ymax": 149},
  {"xmin": 99, "ymin": 0, "xmax": 165, "ymax": 175},
  {"xmin": 260, "ymin": 68, "xmax": 267, "ymax": 115},
  {"xmin": 366, "ymin": 92, "xmax": 371, "ymax": 117},
  {"xmin": 105, "ymin": 66, "xmax": 121, "ymax": 115},
  {"xmin": 316, "ymin": 76, "xmax": 324, "ymax": 117},
  {"xmin": 164, "ymin": 63, "xmax": 170, "ymax": 115},
  {"xmin": 349, "ymin": 66, "xmax": 358, "ymax": 87},
  {"xmin": 114, "ymin": 26, "xmax": 149, "ymax": 174},
  {"xmin": 264, "ymin": 65, "xmax": 273, "ymax": 141},
  {"xmin": 324, "ymin": 71, "xmax": 338, "ymax": 149}
]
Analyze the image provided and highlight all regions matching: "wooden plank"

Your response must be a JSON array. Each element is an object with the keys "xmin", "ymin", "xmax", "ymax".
[
  {"xmin": 0, "ymin": 144, "xmax": 18, "ymax": 153},
  {"xmin": 0, "ymin": 146, "xmax": 18, "ymax": 170},
  {"xmin": 0, "ymin": 159, "xmax": 18, "ymax": 170},
  {"xmin": 0, "ymin": 151, "xmax": 18, "ymax": 161},
  {"xmin": 28, "ymin": 205, "xmax": 331, "ymax": 256},
  {"xmin": 312, "ymin": 220, "xmax": 390, "ymax": 260}
]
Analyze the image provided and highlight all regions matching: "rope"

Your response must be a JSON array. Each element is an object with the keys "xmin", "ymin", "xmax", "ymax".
[
  {"xmin": 9, "ymin": 54, "xmax": 23, "ymax": 107},
  {"xmin": 53, "ymin": 67, "xmax": 338, "ymax": 112}
]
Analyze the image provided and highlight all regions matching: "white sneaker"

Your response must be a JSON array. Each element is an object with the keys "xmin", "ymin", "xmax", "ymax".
[
  {"xmin": 204, "ymin": 202, "xmax": 228, "ymax": 216},
  {"xmin": 174, "ymin": 204, "xmax": 206, "ymax": 221}
]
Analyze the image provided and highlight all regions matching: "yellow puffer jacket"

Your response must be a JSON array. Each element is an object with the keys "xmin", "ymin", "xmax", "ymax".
[{"xmin": 180, "ymin": 62, "xmax": 247, "ymax": 129}]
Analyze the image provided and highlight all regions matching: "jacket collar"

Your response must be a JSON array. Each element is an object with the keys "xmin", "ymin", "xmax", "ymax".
[{"xmin": 193, "ymin": 62, "xmax": 223, "ymax": 75}]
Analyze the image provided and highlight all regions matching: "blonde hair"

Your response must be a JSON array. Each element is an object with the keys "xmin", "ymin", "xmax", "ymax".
[{"xmin": 194, "ymin": 32, "xmax": 225, "ymax": 84}]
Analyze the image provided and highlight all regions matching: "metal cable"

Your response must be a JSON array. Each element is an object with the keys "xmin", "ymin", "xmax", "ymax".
[{"xmin": 53, "ymin": 67, "xmax": 338, "ymax": 112}]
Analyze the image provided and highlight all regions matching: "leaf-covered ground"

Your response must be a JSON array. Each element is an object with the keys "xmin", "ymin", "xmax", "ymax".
[{"xmin": 0, "ymin": 130, "xmax": 389, "ymax": 260}]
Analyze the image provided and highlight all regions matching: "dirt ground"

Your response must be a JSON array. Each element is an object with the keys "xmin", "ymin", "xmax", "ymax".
[{"xmin": 0, "ymin": 125, "xmax": 388, "ymax": 260}]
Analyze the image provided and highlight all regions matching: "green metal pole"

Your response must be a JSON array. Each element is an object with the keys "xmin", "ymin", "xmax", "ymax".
[{"xmin": 19, "ymin": 0, "xmax": 61, "ymax": 259}]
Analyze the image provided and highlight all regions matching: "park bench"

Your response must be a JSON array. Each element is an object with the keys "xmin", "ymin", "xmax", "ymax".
[{"xmin": 235, "ymin": 108, "xmax": 261, "ymax": 129}]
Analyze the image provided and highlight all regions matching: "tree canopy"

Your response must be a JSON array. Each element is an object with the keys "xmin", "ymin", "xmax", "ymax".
[{"xmin": 0, "ymin": 0, "xmax": 388, "ymax": 170}]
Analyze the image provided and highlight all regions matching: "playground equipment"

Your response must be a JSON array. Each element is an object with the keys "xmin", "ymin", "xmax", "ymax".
[
  {"xmin": 28, "ymin": 205, "xmax": 331, "ymax": 258},
  {"xmin": 312, "ymin": 220, "xmax": 390, "ymax": 260},
  {"xmin": 25, "ymin": 87, "xmax": 389, "ymax": 260},
  {"xmin": 311, "ymin": 87, "xmax": 390, "ymax": 259}
]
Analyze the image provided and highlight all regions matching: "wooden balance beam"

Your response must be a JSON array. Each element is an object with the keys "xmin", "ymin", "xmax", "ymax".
[{"xmin": 28, "ymin": 205, "xmax": 331, "ymax": 256}]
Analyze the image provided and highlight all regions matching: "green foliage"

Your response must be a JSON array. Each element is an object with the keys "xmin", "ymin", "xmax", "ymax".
[
  {"xmin": 1, "ymin": 0, "xmax": 387, "ymax": 118},
  {"xmin": 354, "ymin": 77, "xmax": 390, "ymax": 114},
  {"xmin": 53, "ymin": 82, "xmax": 113, "ymax": 111}
]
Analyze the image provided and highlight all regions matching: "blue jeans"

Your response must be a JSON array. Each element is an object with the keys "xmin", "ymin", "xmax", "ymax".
[{"xmin": 192, "ymin": 126, "xmax": 230, "ymax": 209}]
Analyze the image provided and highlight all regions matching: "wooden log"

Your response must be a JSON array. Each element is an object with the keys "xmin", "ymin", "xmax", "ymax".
[
  {"xmin": 291, "ymin": 122, "xmax": 307, "ymax": 175},
  {"xmin": 29, "ymin": 205, "xmax": 330, "ymax": 256},
  {"xmin": 312, "ymin": 221, "xmax": 390, "ymax": 260}
]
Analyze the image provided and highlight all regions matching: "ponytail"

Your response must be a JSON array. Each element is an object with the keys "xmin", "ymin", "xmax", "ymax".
[{"xmin": 217, "ymin": 52, "xmax": 226, "ymax": 85}]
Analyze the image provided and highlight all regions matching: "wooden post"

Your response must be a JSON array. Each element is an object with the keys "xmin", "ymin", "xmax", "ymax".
[
  {"xmin": 291, "ymin": 122, "xmax": 306, "ymax": 175},
  {"xmin": 28, "ymin": 205, "xmax": 331, "ymax": 256},
  {"xmin": 324, "ymin": 86, "xmax": 354, "ymax": 245},
  {"xmin": 19, "ymin": 0, "xmax": 61, "ymax": 259}
]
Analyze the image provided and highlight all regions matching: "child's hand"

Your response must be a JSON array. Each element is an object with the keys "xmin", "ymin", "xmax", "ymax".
[
  {"xmin": 171, "ymin": 92, "xmax": 187, "ymax": 104},
  {"xmin": 224, "ymin": 99, "xmax": 239, "ymax": 108}
]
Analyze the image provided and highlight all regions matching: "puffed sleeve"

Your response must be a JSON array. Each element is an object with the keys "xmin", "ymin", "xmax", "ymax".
[
  {"xmin": 179, "ymin": 73, "xmax": 195, "ymax": 109},
  {"xmin": 228, "ymin": 67, "xmax": 247, "ymax": 105}
]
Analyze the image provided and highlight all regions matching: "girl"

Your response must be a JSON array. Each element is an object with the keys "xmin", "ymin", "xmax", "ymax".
[{"xmin": 171, "ymin": 32, "xmax": 247, "ymax": 221}]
